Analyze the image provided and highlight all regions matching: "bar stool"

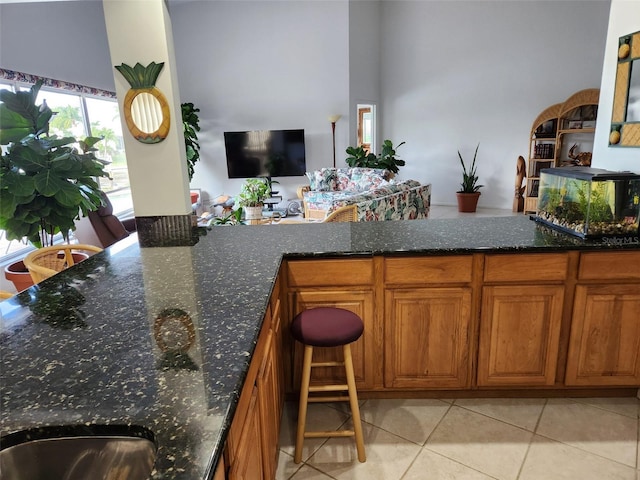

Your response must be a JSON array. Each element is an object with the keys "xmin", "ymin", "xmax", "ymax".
[{"xmin": 290, "ymin": 307, "xmax": 366, "ymax": 463}]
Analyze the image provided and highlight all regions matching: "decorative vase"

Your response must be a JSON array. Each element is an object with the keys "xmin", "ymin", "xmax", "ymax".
[
  {"xmin": 244, "ymin": 205, "xmax": 263, "ymax": 220},
  {"xmin": 4, "ymin": 260, "xmax": 34, "ymax": 292},
  {"xmin": 456, "ymin": 192, "xmax": 481, "ymax": 213}
]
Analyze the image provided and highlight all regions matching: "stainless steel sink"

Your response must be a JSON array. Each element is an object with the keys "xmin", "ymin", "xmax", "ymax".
[{"xmin": 0, "ymin": 427, "xmax": 156, "ymax": 480}]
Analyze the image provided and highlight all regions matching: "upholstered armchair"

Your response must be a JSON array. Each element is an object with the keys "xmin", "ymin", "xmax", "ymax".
[{"xmin": 74, "ymin": 192, "xmax": 137, "ymax": 248}]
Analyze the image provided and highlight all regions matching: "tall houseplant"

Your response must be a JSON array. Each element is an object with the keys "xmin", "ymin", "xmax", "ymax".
[
  {"xmin": 456, "ymin": 143, "xmax": 483, "ymax": 212},
  {"xmin": 345, "ymin": 139, "xmax": 406, "ymax": 175},
  {"xmin": 181, "ymin": 102, "xmax": 201, "ymax": 181},
  {"xmin": 0, "ymin": 81, "xmax": 110, "ymax": 289}
]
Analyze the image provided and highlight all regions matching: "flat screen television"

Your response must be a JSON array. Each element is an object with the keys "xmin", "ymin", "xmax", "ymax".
[{"xmin": 224, "ymin": 129, "xmax": 306, "ymax": 178}]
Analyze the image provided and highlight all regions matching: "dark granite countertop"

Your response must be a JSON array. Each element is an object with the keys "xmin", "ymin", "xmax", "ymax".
[{"xmin": 1, "ymin": 215, "xmax": 638, "ymax": 478}]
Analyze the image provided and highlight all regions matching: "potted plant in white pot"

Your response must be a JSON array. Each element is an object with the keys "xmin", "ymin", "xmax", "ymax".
[
  {"xmin": 456, "ymin": 143, "xmax": 483, "ymax": 212},
  {"xmin": 0, "ymin": 81, "xmax": 110, "ymax": 291},
  {"xmin": 236, "ymin": 178, "xmax": 271, "ymax": 221}
]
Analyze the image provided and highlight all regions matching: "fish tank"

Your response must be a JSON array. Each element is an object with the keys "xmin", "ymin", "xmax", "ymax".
[{"xmin": 535, "ymin": 167, "xmax": 640, "ymax": 238}]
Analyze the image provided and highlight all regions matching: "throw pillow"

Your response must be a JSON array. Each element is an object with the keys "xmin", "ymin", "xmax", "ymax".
[{"xmin": 306, "ymin": 168, "xmax": 337, "ymax": 191}]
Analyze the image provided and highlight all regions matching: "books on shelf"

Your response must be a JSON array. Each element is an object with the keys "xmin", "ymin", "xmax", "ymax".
[
  {"xmin": 533, "ymin": 143, "xmax": 554, "ymax": 159},
  {"xmin": 533, "ymin": 160, "xmax": 553, "ymax": 177}
]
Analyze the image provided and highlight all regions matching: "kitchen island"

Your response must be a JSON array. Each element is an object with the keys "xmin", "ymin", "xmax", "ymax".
[{"xmin": 1, "ymin": 215, "xmax": 639, "ymax": 479}]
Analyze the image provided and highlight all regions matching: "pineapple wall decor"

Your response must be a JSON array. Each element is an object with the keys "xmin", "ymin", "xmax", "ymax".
[{"xmin": 115, "ymin": 61, "xmax": 171, "ymax": 144}]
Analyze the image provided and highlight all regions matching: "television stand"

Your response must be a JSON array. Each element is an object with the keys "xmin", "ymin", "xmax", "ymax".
[{"xmin": 263, "ymin": 196, "xmax": 282, "ymax": 211}]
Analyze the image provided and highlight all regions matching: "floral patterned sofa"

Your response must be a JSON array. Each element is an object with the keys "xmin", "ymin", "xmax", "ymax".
[{"xmin": 303, "ymin": 167, "xmax": 431, "ymax": 221}]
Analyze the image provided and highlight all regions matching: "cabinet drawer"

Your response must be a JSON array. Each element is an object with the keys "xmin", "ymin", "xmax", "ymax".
[
  {"xmin": 384, "ymin": 256, "xmax": 473, "ymax": 284},
  {"xmin": 484, "ymin": 253, "xmax": 568, "ymax": 282},
  {"xmin": 287, "ymin": 258, "xmax": 373, "ymax": 287},
  {"xmin": 579, "ymin": 251, "xmax": 640, "ymax": 280}
]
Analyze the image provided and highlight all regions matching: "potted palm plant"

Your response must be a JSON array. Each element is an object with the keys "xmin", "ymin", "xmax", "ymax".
[
  {"xmin": 0, "ymin": 80, "xmax": 110, "ymax": 291},
  {"xmin": 236, "ymin": 178, "xmax": 271, "ymax": 220},
  {"xmin": 456, "ymin": 144, "xmax": 483, "ymax": 212}
]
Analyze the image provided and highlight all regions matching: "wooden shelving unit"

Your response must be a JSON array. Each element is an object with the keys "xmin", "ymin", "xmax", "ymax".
[{"xmin": 523, "ymin": 89, "xmax": 600, "ymax": 214}]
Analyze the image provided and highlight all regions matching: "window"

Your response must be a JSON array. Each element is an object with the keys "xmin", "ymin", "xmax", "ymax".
[{"xmin": 0, "ymin": 72, "xmax": 132, "ymax": 261}]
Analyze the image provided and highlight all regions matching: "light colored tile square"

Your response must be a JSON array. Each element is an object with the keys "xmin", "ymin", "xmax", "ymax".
[
  {"xmin": 575, "ymin": 396, "xmax": 639, "ymax": 419},
  {"xmin": 519, "ymin": 435, "xmax": 637, "ymax": 480},
  {"xmin": 426, "ymin": 405, "xmax": 533, "ymax": 480},
  {"xmin": 360, "ymin": 398, "xmax": 450, "ymax": 444},
  {"xmin": 289, "ymin": 463, "xmax": 335, "ymax": 479},
  {"xmin": 306, "ymin": 422, "xmax": 421, "ymax": 480},
  {"xmin": 537, "ymin": 398, "xmax": 638, "ymax": 467},
  {"xmin": 276, "ymin": 451, "xmax": 302, "ymax": 480},
  {"xmin": 454, "ymin": 397, "xmax": 546, "ymax": 431},
  {"xmin": 279, "ymin": 401, "xmax": 350, "ymax": 462},
  {"xmin": 403, "ymin": 448, "xmax": 495, "ymax": 480}
]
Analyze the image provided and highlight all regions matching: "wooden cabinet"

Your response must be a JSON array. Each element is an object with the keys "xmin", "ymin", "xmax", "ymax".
[
  {"xmin": 289, "ymin": 289, "xmax": 376, "ymax": 390},
  {"xmin": 226, "ymin": 385, "xmax": 263, "ymax": 480},
  {"xmin": 384, "ymin": 287, "xmax": 472, "ymax": 389},
  {"xmin": 478, "ymin": 285, "xmax": 564, "ymax": 386},
  {"xmin": 478, "ymin": 253, "xmax": 567, "ymax": 387},
  {"xmin": 225, "ymin": 279, "xmax": 284, "ymax": 480},
  {"xmin": 565, "ymin": 251, "xmax": 640, "ymax": 386},
  {"xmin": 257, "ymin": 329, "xmax": 280, "ymax": 478},
  {"xmin": 286, "ymin": 258, "xmax": 376, "ymax": 390},
  {"xmin": 383, "ymin": 256, "xmax": 475, "ymax": 389},
  {"xmin": 565, "ymin": 285, "xmax": 640, "ymax": 386},
  {"xmin": 524, "ymin": 89, "xmax": 599, "ymax": 214},
  {"xmin": 279, "ymin": 251, "xmax": 639, "ymax": 399}
]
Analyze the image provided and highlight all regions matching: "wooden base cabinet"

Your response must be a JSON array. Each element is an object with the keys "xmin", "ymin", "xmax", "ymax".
[
  {"xmin": 384, "ymin": 288, "xmax": 473, "ymax": 389},
  {"xmin": 226, "ymin": 385, "xmax": 263, "ymax": 480},
  {"xmin": 478, "ymin": 285, "xmax": 564, "ymax": 386},
  {"xmin": 289, "ymin": 289, "xmax": 375, "ymax": 390},
  {"xmin": 565, "ymin": 284, "xmax": 640, "ymax": 386},
  {"xmin": 225, "ymin": 285, "xmax": 284, "ymax": 480}
]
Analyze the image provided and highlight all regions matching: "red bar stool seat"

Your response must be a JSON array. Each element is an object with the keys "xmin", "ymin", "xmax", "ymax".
[{"xmin": 290, "ymin": 307, "xmax": 366, "ymax": 463}]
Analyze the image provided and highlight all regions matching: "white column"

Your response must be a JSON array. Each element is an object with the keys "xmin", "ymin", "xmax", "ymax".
[{"xmin": 102, "ymin": 0, "xmax": 190, "ymax": 218}]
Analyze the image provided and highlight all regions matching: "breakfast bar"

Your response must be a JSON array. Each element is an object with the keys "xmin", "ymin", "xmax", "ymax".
[{"xmin": 1, "ymin": 215, "xmax": 639, "ymax": 479}]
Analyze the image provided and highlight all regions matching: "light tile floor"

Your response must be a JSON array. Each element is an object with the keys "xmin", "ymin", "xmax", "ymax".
[
  {"xmin": 276, "ymin": 396, "xmax": 640, "ymax": 480},
  {"xmin": 277, "ymin": 206, "xmax": 639, "ymax": 479},
  {"xmin": 427, "ymin": 205, "xmax": 521, "ymax": 219}
]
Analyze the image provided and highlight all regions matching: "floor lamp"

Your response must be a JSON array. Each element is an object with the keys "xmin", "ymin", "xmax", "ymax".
[{"xmin": 329, "ymin": 114, "xmax": 341, "ymax": 168}]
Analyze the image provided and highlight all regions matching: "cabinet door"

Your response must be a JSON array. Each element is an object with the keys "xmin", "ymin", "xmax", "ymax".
[
  {"xmin": 289, "ymin": 289, "xmax": 375, "ymax": 389},
  {"xmin": 227, "ymin": 386, "xmax": 263, "ymax": 480},
  {"xmin": 565, "ymin": 285, "xmax": 640, "ymax": 386},
  {"xmin": 478, "ymin": 285, "xmax": 564, "ymax": 386},
  {"xmin": 270, "ymin": 291, "xmax": 285, "ymax": 420},
  {"xmin": 384, "ymin": 288, "xmax": 472, "ymax": 389},
  {"xmin": 257, "ymin": 331, "xmax": 280, "ymax": 479}
]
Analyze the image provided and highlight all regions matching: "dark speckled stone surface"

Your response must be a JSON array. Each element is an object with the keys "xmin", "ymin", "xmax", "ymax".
[{"xmin": 1, "ymin": 215, "xmax": 638, "ymax": 479}]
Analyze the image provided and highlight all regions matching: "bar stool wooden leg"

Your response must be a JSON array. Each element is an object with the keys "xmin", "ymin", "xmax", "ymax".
[
  {"xmin": 294, "ymin": 345, "xmax": 314, "ymax": 464},
  {"xmin": 343, "ymin": 343, "xmax": 366, "ymax": 462}
]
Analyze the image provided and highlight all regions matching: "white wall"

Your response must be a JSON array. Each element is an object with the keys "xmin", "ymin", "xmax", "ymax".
[
  {"xmin": 380, "ymin": 0, "xmax": 610, "ymax": 208},
  {"xmin": 0, "ymin": 0, "xmax": 620, "ymax": 210},
  {"xmin": 169, "ymin": 0, "xmax": 350, "ymax": 205},
  {"xmin": 0, "ymin": 1, "xmax": 114, "ymax": 91},
  {"xmin": 593, "ymin": 0, "xmax": 640, "ymax": 170}
]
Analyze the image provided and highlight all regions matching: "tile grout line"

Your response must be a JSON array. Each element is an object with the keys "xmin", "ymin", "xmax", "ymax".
[{"xmin": 515, "ymin": 397, "xmax": 549, "ymax": 480}]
